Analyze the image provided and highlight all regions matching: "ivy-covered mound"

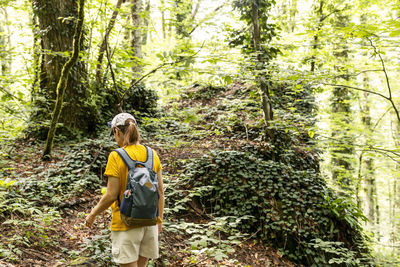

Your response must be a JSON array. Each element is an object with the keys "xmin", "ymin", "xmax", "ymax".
[{"xmin": 181, "ymin": 147, "xmax": 370, "ymax": 266}]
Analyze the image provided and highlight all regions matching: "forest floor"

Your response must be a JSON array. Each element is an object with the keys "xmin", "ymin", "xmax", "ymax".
[{"xmin": 0, "ymin": 83, "xmax": 300, "ymax": 266}]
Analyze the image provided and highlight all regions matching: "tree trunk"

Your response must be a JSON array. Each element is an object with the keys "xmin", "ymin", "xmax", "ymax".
[
  {"xmin": 42, "ymin": 0, "xmax": 86, "ymax": 159},
  {"xmin": 279, "ymin": 0, "xmax": 298, "ymax": 33},
  {"xmin": 251, "ymin": 1, "xmax": 273, "ymax": 140},
  {"xmin": 31, "ymin": 0, "xmax": 91, "ymax": 137},
  {"xmin": 175, "ymin": 0, "xmax": 191, "ymax": 38},
  {"xmin": 392, "ymin": 110, "xmax": 400, "ymax": 245},
  {"xmin": 142, "ymin": 0, "xmax": 151, "ymax": 45},
  {"xmin": 330, "ymin": 11, "xmax": 354, "ymax": 194},
  {"xmin": 160, "ymin": 0, "xmax": 166, "ymax": 39},
  {"xmin": 0, "ymin": 7, "xmax": 11, "ymax": 75},
  {"xmin": 131, "ymin": 0, "xmax": 143, "ymax": 77},
  {"xmin": 31, "ymin": 12, "xmax": 41, "ymax": 98},
  {"xmin": 310, "ymin": 0, "xmax": 324, "ymax": 72},
  {"xmin": 289, "ymin": 0, "xmax": 298, "ymax": 32},
  {"xmin": 359, "ymin": 12, "xmax": 379, "ymax": 235}
]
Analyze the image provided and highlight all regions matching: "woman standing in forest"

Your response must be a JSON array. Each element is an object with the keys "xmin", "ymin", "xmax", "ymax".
[{"xmin": 85, "ymin": 113, "xmax": 164, "ymax": 267}]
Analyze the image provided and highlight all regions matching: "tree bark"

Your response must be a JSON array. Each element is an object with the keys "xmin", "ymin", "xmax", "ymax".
[
  {"xmin": 131, "ymin": 0, "xmax": 143, "ymax": 77},
  {"xmin": 310, "ymin": 0, "xmax": 323, "ymax": 72},
  {"xmin": 392, "ymin": 110, "xmax": 400, "ymax": 245},
  {"xmin": 160, "ymin": 0, "xmax": 166, "ymax": 39},
  {"xmin": 42, "ymin": 0, "xmax": 86, "ymax": 159},
  {"xmin": 142, "ymin": 0, "xmax": 151, "ymax": 45},
  {"xmin": 329, "ymin": 11, "xmax": 354, "ymax": 193},
  {"xmin": 175, "ymin": 0, "xmax": 191, "ymax": 38},
  {"xmin": 0, "ymin": 7, "xmax": 11, "ymax": 75},
  {"xmin": 251, "ymin": 1, "xmax": 273, "ymax": 140},
  {"xmin": 31, "ymin": 0, "xmax": 91, "ymax": 136}
]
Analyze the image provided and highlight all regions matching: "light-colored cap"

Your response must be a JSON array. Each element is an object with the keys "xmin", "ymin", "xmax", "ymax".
[{"xmin": 108, "ymin": 113, "xmax": 137, "ymax": 129}]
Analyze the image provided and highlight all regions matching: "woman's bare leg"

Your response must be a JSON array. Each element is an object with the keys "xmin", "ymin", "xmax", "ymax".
[
  {"xmin": 137, "ymin": 256, "xmax": 148, "ymax": 267},
  {"xmin": 120, "ymin": 262, "xmax": 137, "ymax": 267}
]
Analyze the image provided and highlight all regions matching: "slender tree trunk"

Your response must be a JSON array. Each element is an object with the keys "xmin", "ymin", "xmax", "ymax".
[
  {"xmin": 175, "ymin": 0, "xmax": 191, "ymax": 38},
  {"xmin": 359, "ymin": 12, "xmax": 379, "ymax": 236},
  {"xmin": 160, "ymin": 0, "xmax": 166, "ymax": 39},
  {"xmin": 0, "ymin": 24, "xmax": 6, "ymax": 76},
  {"xmin": 359, "ymin": 94, "xmax": 378, "ymax": 225},
  {"xmin": 31, "ymin": 11, "xmax": 41, "ymax": 101},
  {"xmin": 0, "ymin": 7, "xmax": 11, "ymax": 75},
  {"xmin": 310, "ymin": 0, "xmax": 323, "ymax": 72},
  {"xmin": 42, "ymin": 0, "xmax": 86, "ymax": 160},
  {"xmin": 192, "ymin": 0, "xmax": 201, "ymax": 20},
  {"xmin": 289, "ymin": 0, "xmax": 298, "ymax": 32},
  {"xmin": 142, "ymin": 0, "xmax": 151, "ymax": 45},
  {"xmin": 251, "ymin": 1, "xmax": 273, "ymax": 140},
  {"xmin": 131, "ymin": 0, "xmax": 143, "ymax": 77},
  {"xmin": 330, "ymin": 11, "xmax": 354, "ymax": 194},
  {"xmin": 392, "ymin": 110, "xmax": 400, "ymax": 245},
  {"xmin": 356, "ymin": 153, "xmax": 363, "ymax": 209},
  {"xmin": 279, "ymin": 0, "xmax": 297, "ymax": 33}
]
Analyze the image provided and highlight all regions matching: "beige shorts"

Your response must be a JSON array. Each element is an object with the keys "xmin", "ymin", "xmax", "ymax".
[{"xmin": 110, "ymin": 225, "xmax": 159, "ymax": 264}]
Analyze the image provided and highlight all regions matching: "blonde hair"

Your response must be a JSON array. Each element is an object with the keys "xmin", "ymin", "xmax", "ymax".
[{"xmin": 115, "ymin": 119, "xmax": 140, "ymax": 146}]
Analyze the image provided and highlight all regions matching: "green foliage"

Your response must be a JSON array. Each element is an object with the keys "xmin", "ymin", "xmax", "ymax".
[
  {"xmin": 181, "ymin": 149, "xmax": 370, "ymax": 265},
  {"xmin": 0, "ymin": 133, "xmax": 117, "ymax": 262},
  {"xmin": 73, "ymin": 229, "xmax": 116, "ymax": 266},
  {"xmin": 124, "ymin": 83, "xmax": 159, "ymax": 120},
  {"xmin": 229, "ymin": 0, "xmax": 280, "ymax": 60},
  {"xmin": 166, "ymin": 216, "xmax": 247, "ymax": 262},
  {"xmin": 183, "ymin": 84, "xmax": 227, "ymax": 100}
]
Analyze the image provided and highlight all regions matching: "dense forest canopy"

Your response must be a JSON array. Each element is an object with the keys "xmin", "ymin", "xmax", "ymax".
[{"xmin": 0, "ymin": 0, "xmax": 399, "ymax": 266}]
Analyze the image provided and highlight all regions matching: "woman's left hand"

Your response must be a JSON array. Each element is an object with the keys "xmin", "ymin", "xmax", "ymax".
[{"xmin": 85, "ymin": 213, "xmax": 96, "ymax": 228}]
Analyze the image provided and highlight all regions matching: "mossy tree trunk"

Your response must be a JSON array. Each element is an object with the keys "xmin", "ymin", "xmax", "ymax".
[
  {"xmin": 251, "ymin": 1, "xmax": 273, "ymax": 140},
  {"xmin": 31, "ymin": 0, "xmax": 92, "ymax": 138},
  {"xmin": 42, "ymin": 0, "xmax": 86, "ymax": 160}
]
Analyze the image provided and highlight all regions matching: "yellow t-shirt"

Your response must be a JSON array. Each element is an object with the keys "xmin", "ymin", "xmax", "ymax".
[{"xmin": 104, "ymin": 144, "xmax": 162, "ymax": 231}]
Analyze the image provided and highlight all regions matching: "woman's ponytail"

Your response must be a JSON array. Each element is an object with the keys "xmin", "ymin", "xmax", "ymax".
[{"xmin": 119, "ymin": 119, "xmax": 140, "ymax": 146}]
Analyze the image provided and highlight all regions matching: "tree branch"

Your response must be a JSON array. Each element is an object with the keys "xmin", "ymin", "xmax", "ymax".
[
  {"xmin": 96, "ymin": 0, "xmax": 124, "ymax": 83},
  {"xmin": 366, "ymin": 37, "xmax": 400, "ymax": 124},
  {"xmin": 321, "ymin": 83, "xmax": 390, "ymax": 100},
  {"xmin": 318, "ymin": 134, "xmax": 400, "ymax": 161},
  {"xmin": 0, "ymin": 87, "xmax": 26, "ymax": 104},
  {"xmin": 105, "ymin": 39, "xmax": 123, "ymax": 113},
  {"xmin": 189, "ymin": 2, "xmax": 226, "ymax": 35}
]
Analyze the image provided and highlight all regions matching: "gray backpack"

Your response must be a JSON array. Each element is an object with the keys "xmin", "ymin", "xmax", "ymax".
[{"xmin": 115, "ymin": 146, "xmax": 159, "ymax": 227}]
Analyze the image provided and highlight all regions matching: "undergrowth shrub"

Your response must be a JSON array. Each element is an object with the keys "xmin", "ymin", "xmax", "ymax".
[
  {"xmin": 184, "ymin": 84, "xmax": 226, "ymax": 100},
  {"xmin": 181, "ymin": 150, "xmax": 371, "ymax": 266}
]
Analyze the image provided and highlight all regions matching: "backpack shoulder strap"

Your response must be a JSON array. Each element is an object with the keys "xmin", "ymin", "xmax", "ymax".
[
  {"xmin": 114, "ymin": 148, "xmax": 136, "ymax": 170},
  {"xmin": 143, "ymin": 145, "xmax": 154, "ymax": 170}
]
